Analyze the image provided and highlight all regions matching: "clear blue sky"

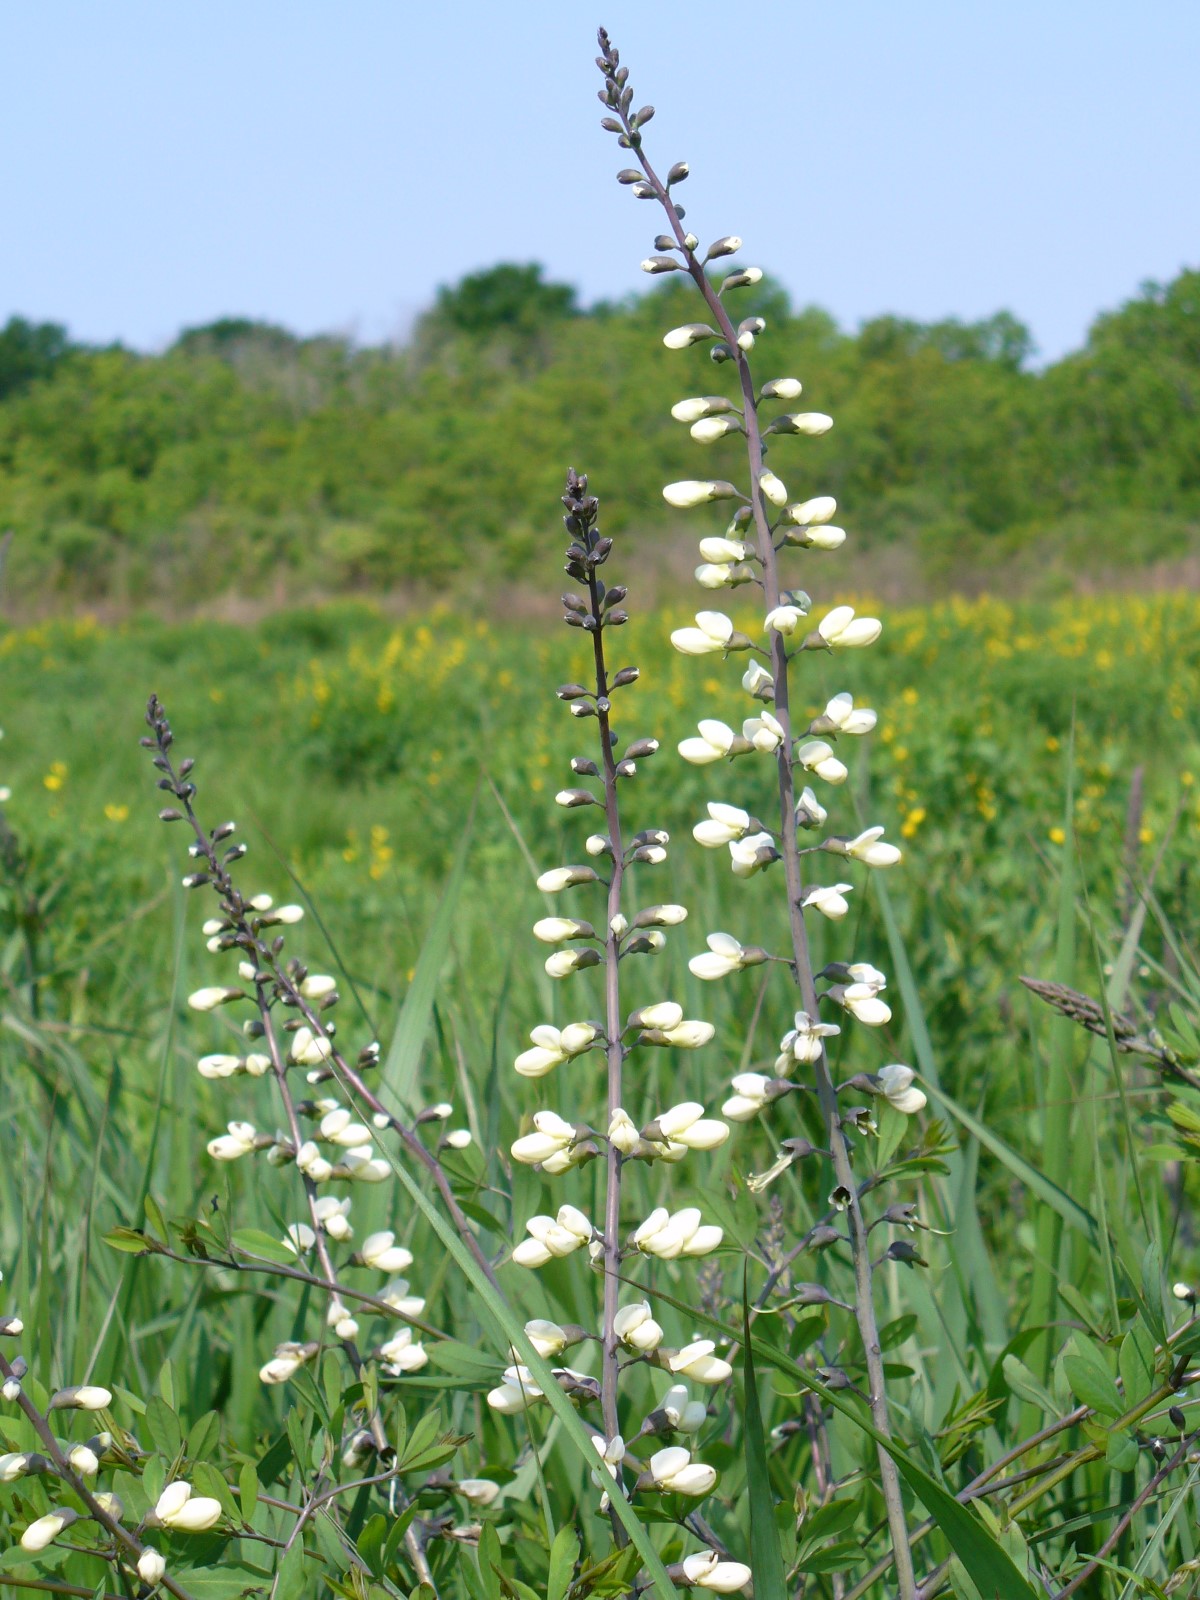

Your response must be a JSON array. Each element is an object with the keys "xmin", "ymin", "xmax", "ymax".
[{"xmin": 4, "ymin": 1, "xmax": 1197, "ymax": 361}]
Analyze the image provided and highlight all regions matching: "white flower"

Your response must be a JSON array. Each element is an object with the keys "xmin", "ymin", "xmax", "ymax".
[
  {"xmin": 634, "ymin": 1207, "xmax": 723, "ymax": 1261},
  {"xmin": 337, "ymin": 1149, "xmax": 390, "ymax": 1183},
  {"xmin": 671, "ymin": 611, "xmax": 734, "ymax": 655},
  {"xmin": 67, "ymin": 1443, "xmax": 99, "ymax": 1476},
  {"xmin": 760, "ymin": 376, "xmax": 802, "ymax": 399},
  {"xmin": 187, "ymin": 986, "xmax": 242, "ymax": 1012},
  {"xmin": 765, "ymin": 604, "xmax": 803, "ymax": 635},
  {"xmin": 514, "ymin": 1021, "xmax": 597, "ymax": 1078},
  {"xmin": 545, "ymin": 948, "xmax": 599, "ymax": 979},
  {"xmin": 802, "ymin": 882, "xmax": 853, "ymax": 919},
  {"xmin": 796, "ymin": 786, "xmax": 828, "ymax": 830},
  {"xmin": 523, "ymin": 1319, "xmax": 569, "ymax": 1358},
  {"xmin": 667, "ymin": 1340, "xmax": 734, "ymax": 1385},
  {"xmin": 206, "ymin": 1120, "xmax": 257, "ymax": 1162},
  {"xmin": 691, "ymin": 416, "xmax": 743, "ymax": 443},
  {"xmin": 659, "ymin": 1383, "xmax": 708, "ymax": 1432},
  {"xmin": 51, "ymin": 1382, "xmax": 111, "ymax": 1408},
  {"xmin": 380, "ymin": 1328, "xmax": 428, "ymax": 1374},
  {"xmin": 245, "ymin": 1052, "xmax": 271, "ymax": 1076},
  {"xmin": 663, "ymin": 325, "xmax": 718, "ymax": 351},
  {"xmin": 381, "ymin": 1278, "xmax": 426, "ymax": 1319},
  {"xmin": 1172, "ymin": 1282, "xmax": 1196, "ymax": 1302},
  {"xmin": 360, "ymin": 1231, "xmax": 414, "ymax": 1273},
  {"xmin": 638, "ymin": 904, "xmax": 689, "ymax": 927},
  {"xmin": 758, "ymin": 470, "xmax": 787, "ymax": 506},
  {"xmin": 299, "ymin": 974, "xmax": 337, "ymax": 1000},
  {"xmin": 698, "ymin": 535, "xmax": 751, "ymax": 564},
  {"xmin": 138, "ymin": 1549, "xmax": 167, "ymax": 1585},
  {"xmin": 823, "ymin": 691, "xmax": 877, "ymax": 735},
  {"xmin": 817, "ymin": 605, "xmax": 882, "ymax": 649},
  {"xmin": 784, "ymin": 494, "xmax": 836, "ymax": 524},
  {"xmin": 825, "ymin": 825, "xmax": 902, "ymax": 868},
  {"xmin": 695, "ymin": 562, "xmax": 734, "ymax": 589},
  {"xmin": 722, "ymin": 1073, "xmax": 773, "ymax": 1121},
  {"xmin": 259, "ymin": 1342, "xmax": 312, "ymax": 1385},
  {"xmin": 283, "ymin": 1223, "xmax": 315, "ymax": 1254},
  {"xmin": 742, "ymin": 710, "xmax": 785, "ymax": 752},
  {"xmin": 776, "ymin": 412, "xmax": 833, "ymax": 435},
  {"xmin": 693, "ymin": 802, "xmax": 750, "ymax": 848},
  {"xmin": 446, "ymin": 1128, "xmax": 472, "ymax": 1149},
  {"xmin": 197, "ymin": 1053, "xmax": 241, "ymax": 1079},
  {"xmin": 634, "ymin": 1001, "xmax": 684, "ymax": 1030},
  {"xmin": 662, "ymin": 480, "xmax": 739, "ymax": 510},
  {"xmin": 661, "ymin": 1019, "xmax": 715, "ymax": 1048},
  {"xmin": 155, "ymin": 1481, "xmax": 222, "ymax": 1532},
  {"xmin": 295, "ymin": 1141, "xmax": 333, "ymax": 1182},
  {"xmin": 875, "ymin": 1064, "xmax": 927, "ymax": 1115},
  {"xmin": 729, "ymin": 831, "xmax": 777, "ymax": 878},
  {"xmin": 0, "ymin": 1453, "xmax": 28, "ymax": 1481},
  {"xmin": 535, "ymin": 865, "xmax": 597, "ymax": 893},
  {"xmin": 689, "ymin": 931, "xmax": 753, "ymax": 980},
  {"xmin": 614, "ymin": 1301, "xmax": 664, "ymax": 1353},
  {"xmin": 512, "ymin": 1205, "xmax": 593, "ymax": 1268},
  {"xmin": 654, "ymin": 1102, "xmax": 729, "ymax": 1151},
  {"xmin": 678, "ymin": 719, "xmax": 736, "ymax": 765},
  {"xmin": 647, "ymin": 1446, "xmax": 717, "ymax": 1496},
  {"xmin": 21, "ymin": 1511, "xmax": 74, "ymax": 1551},
  {"xmin": 781, "ymin": 1011, "xmax": 841, "ymax": 1065},
  {"xmin": 319, "ymin": 1107, "xmax": 372, "ymax": 1148},
  {"xmin": 511, "ymin": 1111, "xmax": 577, "ymax": 1167},
  {"xmin": 533, "ymin": 916, "xmax": 589, "ymax": 943},
  {"xmin": 487, "ymin": 1364, "xmax": 545, "ymax": 1413},
  {"xmin": 312, "ymin": 1195, "xmax": 353, "ymax": 1240},
  {"xmin": 671, "ymin": 396, "xmax": 734, "ymax": 423},
  {"xmin": 682, "ymin": 1551, "xmax": 753, "ymax": 1592},
  {"xmin": 457, "ymin": 1478, "xmax": 501, "ymax": 1506},
  {"xmin": 290, "ymin": 1026, "xmax": 333, "ymax": 1066},
  {"xmin": 741, "ymin": 660, "xmax": 774, "ymax": 698},
  {"xmin": 835, "ymin": 985, "xmax": 892, "ymax": 1027},
  {"xmin": 608, "ymin": 1108, "xmax": 641, "ymax": 1155},
  {"xmin": 795, "ymin": 740, "xmax": 848, "ymax": 785}
]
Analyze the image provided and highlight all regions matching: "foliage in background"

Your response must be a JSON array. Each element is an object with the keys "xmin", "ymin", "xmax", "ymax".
[{"xmin": 0, "ymin": 263, "xmax": 1197, "ymax": 608}]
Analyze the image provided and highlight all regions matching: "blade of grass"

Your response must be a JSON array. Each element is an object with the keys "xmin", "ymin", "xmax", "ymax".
[{"xmin": 741, "ymin": 1273, "xmax": 786, "ymax": 1600}]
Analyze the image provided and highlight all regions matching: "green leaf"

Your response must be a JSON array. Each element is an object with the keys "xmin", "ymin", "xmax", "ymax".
[
  {"xmin": 165, "ymin": 1566, "xmax": 269, "ymax": 1599},
  {"xmin": 231, "ymin": 1226, "xmax": 300, "ymax": 1267},
  {"xmin": 238, "ymin": 1459, "xmax": 259, "ymax": 1525},
  {"xmin": 1062, "ymin": 1337, "xmax": 1123, "ymax": 1417},
  {"xmin": 547, "ymin": 1526, "xmax": 580, "ymax": 1600},
  {"xmin": 358, "ymin": 1512, "xmax": 388, "ymax": 1578},
  {"xmin": 186, "ymin": 1409, "xmax": 221, "ymax": 1462},
  {"xmin": 275, "ymin": 1539, "xmax": 308, "ymax": 1600},
  {"xmin": 1106, "ymin": 1429, "xmax": 1140, "ymax": 1471},
  {"xmin": 144, "ymin": 1192, "xmax": 168, "ymax": 1243},
  {"xmin": 923, "ymin": 1082, "xmax": 1098, "ymax": 1245},
  {"xmin": 382, "ymin": 801, "xmax": 475, "ymax": 1112},
  {"xmin": 1119, "ymin": 1320, "xmax": 1156, "ymax": 1410},
  {"xmin": 1001, "ymin": 1354, "xmax": 1059, "ymax": 1421},
  {"xmin": 102, "ymin": 1225, "xmax": 158, "ymax": 1254},
  {"xmin": 742, "ymin": 1276, "xmax": 787, "ymax": 1600},
  {"xmin": 144, "ymin": 1394, "xmax": 183, "ymax": 1459}
]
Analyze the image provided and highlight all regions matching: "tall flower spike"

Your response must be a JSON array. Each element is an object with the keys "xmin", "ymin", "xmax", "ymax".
[
  {"xmin": 595, "ymin": 35, "xmax": 919, "ymax": 1592},
  {"xmin": 507, "ymin": 464, "xmax": 727, "ymax": 1537},
  {"xmin": 140, "ymin": 694, "xmax": 501, "ymax": 1575}
]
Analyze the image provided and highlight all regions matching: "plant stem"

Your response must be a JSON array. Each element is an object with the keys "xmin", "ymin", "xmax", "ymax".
[
  {"xmin": 615, "ymin": 113, "xmax": 917, "ymax": 1600},
  {"xmin": 582, "ymin": 482, "xmax": 628, "ymax": 1527}
]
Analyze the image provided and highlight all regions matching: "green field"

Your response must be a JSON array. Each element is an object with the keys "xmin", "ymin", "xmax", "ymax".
[{"xmin": 2, "ymin": 588, "xmax": 1200, "ymax": 1594}]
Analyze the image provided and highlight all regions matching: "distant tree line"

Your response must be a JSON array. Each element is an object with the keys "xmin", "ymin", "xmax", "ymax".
[{"xmin": 0, "ymin": 263, "xmax": 1196, "ymax": 607}]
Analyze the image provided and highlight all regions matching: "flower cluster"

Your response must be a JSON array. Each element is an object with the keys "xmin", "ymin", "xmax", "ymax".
[
  {"xmin": 596, "ymin": 26, "xmax": 928, "ymax": 1587},
  {"xmin": 492, "ymin": 462, "xmax": 740, "ymax": 1577}
]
